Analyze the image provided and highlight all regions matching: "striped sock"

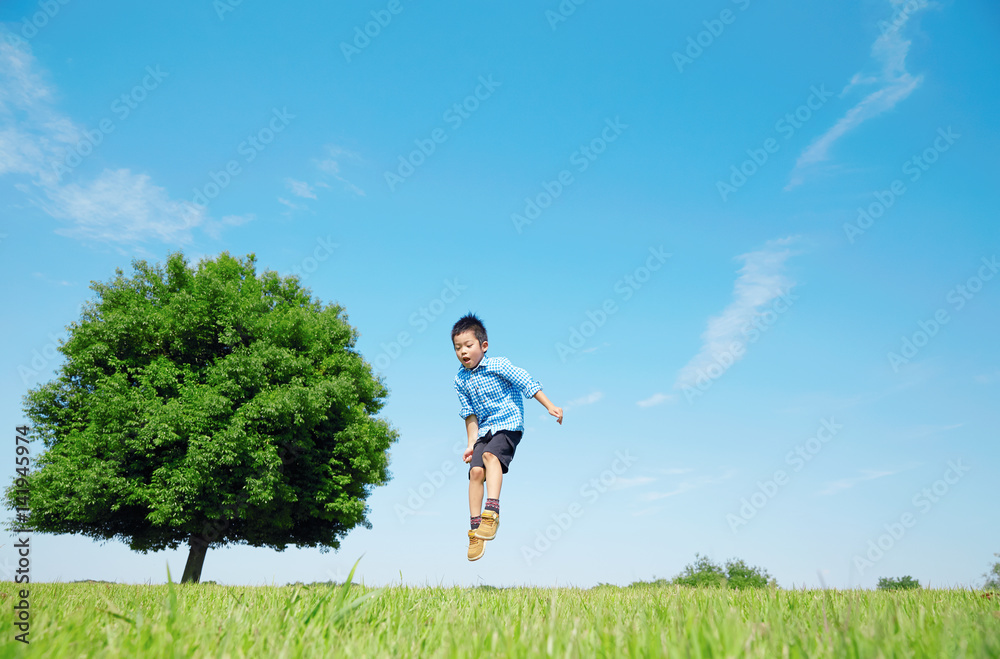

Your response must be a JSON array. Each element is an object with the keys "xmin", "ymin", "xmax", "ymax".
[
  {"xmin": 471, "ymin": 515, "xmax": 481, "ymax": 530},
  {"xmin": 485, "ymin": 498, "xmax": 499, "ymax": 514}
]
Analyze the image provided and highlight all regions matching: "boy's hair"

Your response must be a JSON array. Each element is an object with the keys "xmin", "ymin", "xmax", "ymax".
[{"xmin": 451, "ymin": 313, "xmax": 487, "ymax": 345}]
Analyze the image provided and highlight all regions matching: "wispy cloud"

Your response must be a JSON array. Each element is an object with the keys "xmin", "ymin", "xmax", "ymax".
[
  {"xmin": 277, "ymin": 197, "xmax": 307, "ymax": 213},
  {"xmin": 399, "ymin": 510, "xmax": 440, "ymax": 517},
  {"xmin": 658, "ymin": 467, "xmax": 694, "ymax": 476},
  {"xmin": 285, "ymin": 178, "xmax": 317, "ymax": 199},
  {"xmin": 640, "ymin": 469, "xmax": 736, "ymax": 501},
  {"xmin": 785, "ymin": 0, "xmax": 929, "ymax": 189},
  {"xmin": 974, "ymin": 371, "xmax": 1000, "ymax": 385},
  {"xmin": 313, "ymin": 144, "xmax": 366, "ymax": 197},
  {"xmin": 630, "ymin": 507, "xmax": 660, "ymax": 517},
  {"xmin": 818, "ymin": 468, "xmax": 901, "ymax": 496},
  {"xmin": 204, "ymin": 213, "xmax": 255, "ymax": 240},
  {"xmin": 637, "ymin": 392, "xmax": 673, "ymax": 408},
  {"xmin": 0, "ymin": 36, "xmax": 81, "ymax": 185},
  {"xmin": 608, "ymin": 476, "xmax": 655, "ymax": 492},
  {"xmin": 37, "ymin": 168, "xmax": 202, "ymax": 244},
  {"xmin": 899, "ymin": 422, "xmax": 962, "ymax": 440},
  {"xmin": 32, "ymin": 271, "xmax": 72, "ymax": 286},
  {"xmin": 672, "ymin": 237, "xmax": 798, "ymax": 392},
  {"xmin": 565, "ymin": 391, "xmax": 603, "ymax": 410},
  {"xmin": 0, "ymin": 31, "xmax": 208, "ymax": 245}
]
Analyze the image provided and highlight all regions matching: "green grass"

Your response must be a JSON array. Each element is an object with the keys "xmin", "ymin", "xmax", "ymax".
[{"xmin": 1, "ymin": 580, "xmax": 998, "ymax": 657}]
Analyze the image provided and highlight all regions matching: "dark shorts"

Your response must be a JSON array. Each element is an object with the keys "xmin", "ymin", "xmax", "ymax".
[{"xmin": 468, "ymin": 429, "xmax": 523, "ymax": 478}]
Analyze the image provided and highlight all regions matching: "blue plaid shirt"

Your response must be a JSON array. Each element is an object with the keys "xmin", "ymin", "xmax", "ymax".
[{"xmin": 455, "ymin": 354, "xmax": 543, "ymax": 438}]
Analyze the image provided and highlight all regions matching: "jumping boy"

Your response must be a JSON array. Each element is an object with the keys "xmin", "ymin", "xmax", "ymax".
[{"xmin": 451, "ymin": 313, "xmax": 563, "ymax": 561}]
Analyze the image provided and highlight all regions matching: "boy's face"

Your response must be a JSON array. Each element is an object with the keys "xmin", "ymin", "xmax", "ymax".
[{"xmin": 453, "ymin": 330, "xmax": 487, "ymax": 369}]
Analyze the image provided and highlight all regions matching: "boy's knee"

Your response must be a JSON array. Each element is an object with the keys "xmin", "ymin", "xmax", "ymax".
[
  {"xmin": 470, "ymin": 466, "xmax": 485, "ymax": 481},
  {"xmin": 482, "ymin": 452, "xmax": 499, "ymax": 464}
]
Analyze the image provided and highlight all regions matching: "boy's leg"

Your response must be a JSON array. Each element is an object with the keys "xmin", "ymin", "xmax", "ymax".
[
  {"xmin": 469, "ymin": 466, "xmax": 485, "ymax": 520},
  {"xmin": 476, "ymin": 452, "xmax": 502, "ymax": 540},
  {"xmin": 467, "ymin": 466, "xmax": 487, "ymax": 561},
  {"xmin": 482, "ymin": 451, "xmax": 503, "ymax": 500}
]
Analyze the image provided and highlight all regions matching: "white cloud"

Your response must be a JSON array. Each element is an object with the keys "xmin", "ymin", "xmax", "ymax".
[
  {"xmin": 33, "ymin": 272, "xmax": 72, "ymax": 286},
  {"xmin": 220, "ymin": 213, "xmax": 254, "ymax": 227},
  {"xmin": 608, "ymin": 476, "xmax": 655, "ymax": 492},
  {"xmin": 315, "ymin": 156, "xmax": 340, "ymax": 176},
  {"xmin": 900, "ymin": 422, "xmax": 962, "ymax": 440},
  {"xmin": 565, "ymin": 391, "xmax": 603, "ymax": 409},
  {"xmin": 785, "ymin": 0, "xmax": 929, "ymax": 189},
  {"xmin": 672, "ymin": 237, "xmax": 798, "ymax": 392},
  {"xmin": 39, "ymin": 168, "xmax": 203, "ymax": 244},
  {"xmin": 285, "ymin": 178, "xmax": 317, "ymax": 199},
  {"xmin": 277, "ymin": 197, "xmax": 306, "ymax": 213},
  {"xmin": 630, "ymin": 507, "xmax": 660, "ymax": 517},
  {"xmin": 0, "ymin": 36, "xmax": 81, "ymax": 185},
  {"xmin": 659, "ymin": 467, "xmax": 694, "ymax": 476},
  {"xmin": 204, "ymin": 213, "xmax": 255, "ymax": 240},
  {"xmin": 637, "ymin": 392, "xmax": 673, "ymax": 408},
  {"xmin": 818, "ymin": 468, "xmax": 900, "ymax": 496},
  {"xmin": 313, "ymin": 144, "xmax": 365, "ymax": 197},
  {"xmin": 640, "ymin": 469, "xmax": 736, "ymax": 501},
  {"xmin": 974, "ymin": 371, "xmax": 1000, "ymax": 385},
  {"xmin": 0, "ymin": 31, "xmax": 208, "ymax": 244}
]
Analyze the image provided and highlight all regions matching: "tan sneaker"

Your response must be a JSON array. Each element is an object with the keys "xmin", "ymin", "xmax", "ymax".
[
  {"xmin": 468, "ymin": 530, "xmax": 486, "ymax": 561},
  {"xmin": 475, "ymin": 510, "xmax": 499, "ymax": 540}
]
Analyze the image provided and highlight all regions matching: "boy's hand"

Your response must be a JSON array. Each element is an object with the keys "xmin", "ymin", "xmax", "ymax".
[
  {"xmin": 549, "ymin": 406, "xmax": 563, "ymax": 424},
  {"xmin": 533, "ymin": 392, "xmax": 563, "ymax": 425},
  {"xmin": 463, "ymin": 446, "xmax": 474, "ymax": 463}
]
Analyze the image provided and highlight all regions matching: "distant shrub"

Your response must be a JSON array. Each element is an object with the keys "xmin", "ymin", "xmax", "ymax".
[
  {"xmin": 672, "ymin": 554, "xmax": 728, "ymax": 588},
  {"xmin": 877, "ymin": 576, "xmax": 921, "ymax": 590},
  {"xmin": 627, "ymin": 555, "xmax": 776, "ymax": 589},
  {"xmin": 723, "ymin": 558, "xmax": 775, "ymax": 590},
  {"xmin": 626, "ymin": 578, "xmax": 671, "ymax": 588},
  {"xmin": 983, "ymin": 553, "xmax": 1000, "ymax": 591}
]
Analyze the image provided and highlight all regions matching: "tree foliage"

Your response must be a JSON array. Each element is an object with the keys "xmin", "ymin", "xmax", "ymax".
[
  {"xmin": 723, "ymin": 558, "xmax": 775, "ymax": 590},
  {"xmin": 983, "ymin": 553, "xmax": 1000, "ymax": 591},
  {"xmin": 671, "ymin": 554, "xmax": 728, "ymax": 588},
  {"xmin": 877, "ymin": 576, "xmax": 921, "ymax": 591},
  {"xmin": 629, "ymin": 554, "xmax": 776, "ymax": 589},
  {"xmin": 7, "ymin": 252, "xmax": 397, "ymax": 579}
]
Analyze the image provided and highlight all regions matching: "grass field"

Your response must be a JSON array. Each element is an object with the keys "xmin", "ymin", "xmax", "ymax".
[{"xmin": 1, "ymin": 578, "xmax": 998, "ymax": 657}]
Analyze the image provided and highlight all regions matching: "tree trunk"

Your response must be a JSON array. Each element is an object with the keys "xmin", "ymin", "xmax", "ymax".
[{"xmin": 181, "ymin": 536, "xmax": 208, "ymax": 583}]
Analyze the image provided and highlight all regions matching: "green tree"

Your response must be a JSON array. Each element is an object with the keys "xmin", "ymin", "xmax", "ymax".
[
  {"xmin": 983, "ymin": 553, "xmax": 1000, "ymax": 591},
  {"xmin": 671, "ymin": 554, "xmax": 728, "ymax": 588},
  {"xmin": 876, "ymin": 576, "xmax": 921, "ymax": 590},
  {"xmin": 662, "ymin": 555, "xmax": 775, "ymax": 589},
  {"xmin": 6, "ymin": 253, "xmax": 397, "ymax": 583},
  {"xmin": 723, "ymin": 558, "xmax": 775, "ymax": 589}
]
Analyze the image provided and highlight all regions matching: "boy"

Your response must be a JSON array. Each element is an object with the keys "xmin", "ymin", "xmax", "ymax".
[{"xmin": 451, "ymin": 313, "xmax": 562, "ymax": 561}]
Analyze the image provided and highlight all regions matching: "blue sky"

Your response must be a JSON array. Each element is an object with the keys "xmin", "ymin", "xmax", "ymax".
[{"xmin": 2, "ymin": 0, "xmax": 998, "ymax": 589}]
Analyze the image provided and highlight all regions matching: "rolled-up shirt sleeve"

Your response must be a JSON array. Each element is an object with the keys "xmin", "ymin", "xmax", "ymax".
[
  {"xmin": 455, "ymin": 380, "xmax": 474, "ymax": 419},
  {"xmin": 495, "ymin": 357, "xmax": 542, "ymax": 398}
]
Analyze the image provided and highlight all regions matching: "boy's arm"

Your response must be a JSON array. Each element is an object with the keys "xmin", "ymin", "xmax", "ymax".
[
  {"xmin": 494, "ymin": 357, "xmax": 543, "ymax": 399},
  {"xmin": 456, "ymin": 380, "xmax": 479, "ymax": 461},
  {"xmin": 533, "ymin": 391, "xmax": 563, "ymax": 425},
  {"xmin": 455, "ymin": 379, "xmax": 475, "ymax": 420},
  {"xmin": 493, "ymin": 358, "xmax": 562, "ymax": 425},
  {"xmin": 462, "ymin": 415, "xmax": 479, "ymax": 462}
]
